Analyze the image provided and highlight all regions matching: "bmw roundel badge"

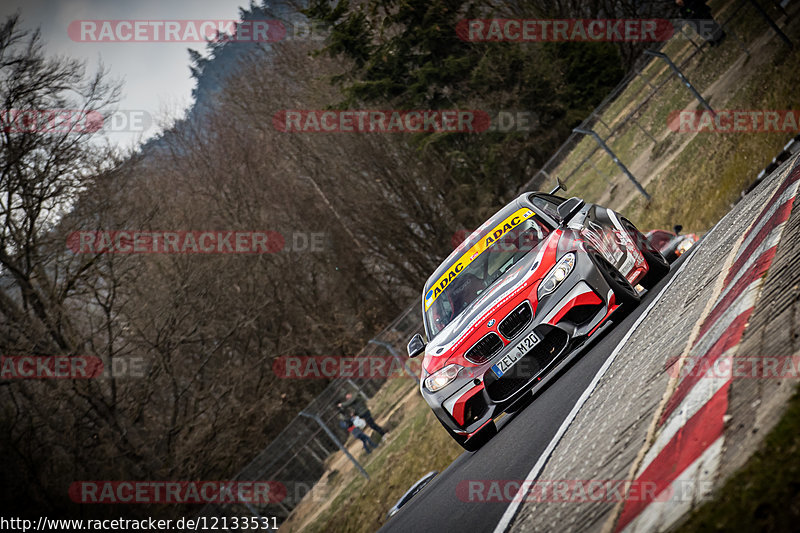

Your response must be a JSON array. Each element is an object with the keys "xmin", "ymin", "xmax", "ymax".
[{"xmin": 487, "ymin": 319, "xmax": 496, "ymax": 327}]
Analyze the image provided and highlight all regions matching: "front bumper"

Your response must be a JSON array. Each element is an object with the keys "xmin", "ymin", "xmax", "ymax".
[{"xmin": 422, "ymin": 253, "xmax": 621, "ymax": 438}]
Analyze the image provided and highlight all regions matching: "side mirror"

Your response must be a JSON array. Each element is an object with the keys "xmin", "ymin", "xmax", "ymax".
[
  {"xmin": 673, "ymin": 224, "xmax": 683, "ymax": 235},
  {"xmin": 548, "ymin": 177, "xmax": 568, "ymax": 195},
  {"xmin": 407, "ymin": 333, "xmax": 426, "ymax": 358},
  {"xmin": 557, "ymin": 197, "xmax": 585, "ymax": 222}
]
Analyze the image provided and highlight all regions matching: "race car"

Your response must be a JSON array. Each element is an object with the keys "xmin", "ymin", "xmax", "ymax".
[
  {"xmin": 645, "ymin": 226, "xmax": 699, "ymax": 263},
  {"xmin": 406, "ymin": 185, "xmax": 670, "ymax": 451}
]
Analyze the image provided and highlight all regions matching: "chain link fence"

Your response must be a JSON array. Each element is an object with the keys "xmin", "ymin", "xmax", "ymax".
[
  {"xmin": 197, "ymin": 301, "xmax": 422, "ymax": 524},
  {"xmin": 520, "ymin": 0, "xmax": 770, "ymax": 197}
]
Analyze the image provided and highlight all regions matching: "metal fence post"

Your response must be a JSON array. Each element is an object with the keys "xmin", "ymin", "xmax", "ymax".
[
  {"xmin": 573, "ymin": 128, "xmax": 651, "ymax": 201},
  {"xmin": 345, "ymin": 378, "xmax": 365, "ymax": 398},
  {"xmin": 368, "ymin": 339, "xmax": 420, "ymax": 383},
  {"xmin": 643, "ymin": 50, "xmax": 715, "ymax": 116},
  {"xmin": 299, "ymin": 411, "xmax": 370, "ymax": 481},
  {"xmin": 747, "ymin": 0, "xmax": 793, "ymax": 48}
]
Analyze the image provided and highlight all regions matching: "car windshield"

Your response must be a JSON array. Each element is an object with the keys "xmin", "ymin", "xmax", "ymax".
[{"xmin": 425, "ymin": 217, "xmax": 550, "ymax": 337}]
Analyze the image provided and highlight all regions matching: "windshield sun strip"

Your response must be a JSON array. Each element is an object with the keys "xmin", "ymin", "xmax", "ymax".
[{"xmin": 424, "ymin": 208, "xmax": 535, "ymax": 312}]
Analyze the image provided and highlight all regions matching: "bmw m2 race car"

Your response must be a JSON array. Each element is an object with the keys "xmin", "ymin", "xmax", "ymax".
[{"xmin": 406, "ymin": 186, "xmax": 670, "ymax": 451}]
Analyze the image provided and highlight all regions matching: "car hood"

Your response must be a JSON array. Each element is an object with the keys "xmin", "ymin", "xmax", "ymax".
[{"xmin": 423, "ymin": 232, "xmax": 559, "ymax": 369}]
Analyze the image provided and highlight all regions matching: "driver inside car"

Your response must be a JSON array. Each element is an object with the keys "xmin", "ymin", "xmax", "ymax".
[{"xmin": 449, "ymin": 273, "xmax": 486, "ymax": 317}]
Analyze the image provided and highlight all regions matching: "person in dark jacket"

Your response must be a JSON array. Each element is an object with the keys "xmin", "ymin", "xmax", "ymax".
[
  {"xmin": 676, "ymin": 0, "xmax": 726, "ymax": 45},
  {"xmin": 339, "ymin": 392, "xmax": 387, "ymax": 437},
  {"xmin": 337, "ymin": 410, "xmax": 377, "ymax": 454}
]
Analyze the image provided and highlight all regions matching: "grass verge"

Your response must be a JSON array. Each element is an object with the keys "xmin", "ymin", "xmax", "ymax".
[
  {"xmin": 281, "ymin": 379, "xmax": 463, "ymax": 533},
  {"xmin": 556, "ymin": 0, "xmax": 800, "ymax": 234},
  {"xmin": 622, "ymin": 38, "xmax": 800, "ymax": 233},
  {"xmin": 677, "ymin": 386, "xmax": 800, "ymax": 532}
]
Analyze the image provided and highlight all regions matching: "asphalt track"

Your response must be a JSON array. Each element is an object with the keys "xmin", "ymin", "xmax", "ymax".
[{"xmin": 378, "ymin": 252, "xmax": 692, "ymax": 533}]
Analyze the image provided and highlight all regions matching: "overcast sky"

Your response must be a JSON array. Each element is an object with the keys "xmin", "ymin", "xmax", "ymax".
[{"xmin": 2, "ymin": 0, "xmax": 254, "ymax": 149}]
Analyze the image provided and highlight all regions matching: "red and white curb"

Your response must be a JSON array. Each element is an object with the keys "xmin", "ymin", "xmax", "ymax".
[
  {"xmin": 616, "ymin": 160, "xmax": 800, "ymax": 532},
  {"xmin": 493, "ymin": 235, "xmax": 696, "ymax": 533}
]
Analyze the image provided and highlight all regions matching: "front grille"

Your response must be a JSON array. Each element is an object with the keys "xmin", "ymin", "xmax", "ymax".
[
  {"xmin": 484, "ymin": 327, "xmax": 569, "ymax": 401},
  {"xmin": 498, "ymin": 301, "xmax": 533, "ymax": 339},
  {"xmin": 465, "ymin": 333, "xmax": 503, "ymax": 365}
]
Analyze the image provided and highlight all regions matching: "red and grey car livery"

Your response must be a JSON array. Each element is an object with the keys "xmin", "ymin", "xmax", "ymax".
[{"xmin": 406, "ymin": 190, "xmax": 670, "ymax": 450}]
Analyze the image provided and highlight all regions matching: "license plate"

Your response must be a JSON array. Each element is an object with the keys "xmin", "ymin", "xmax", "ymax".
[{"xmin": 492, "ymin": 331, "xmax": 539, "ymax": 378}]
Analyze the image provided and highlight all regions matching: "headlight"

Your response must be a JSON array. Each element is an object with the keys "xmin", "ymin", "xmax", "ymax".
[
  {"xmin": 424, "ymin": 364, "xmax": 462, "ymax": 392},
  {"xmin": 538, "ymin": 252, "xmax": 576, "ymax": 298},
  {"xmin": 676, "ymin": 238, "xmax": 694, "ymax": 256}
]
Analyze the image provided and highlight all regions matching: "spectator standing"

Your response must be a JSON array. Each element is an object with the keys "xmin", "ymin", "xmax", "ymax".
[
  {"xmin": 340, "ymin": 392, "xmax": 387, "ymax": 437},
  {"xmin": 337, "ymin": 409, "xmax": 377, "ymax": 454}
]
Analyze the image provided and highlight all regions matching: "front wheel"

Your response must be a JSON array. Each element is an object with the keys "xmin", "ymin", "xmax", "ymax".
[
  {"xmin": 639, "ymin": 247, "xmax": 670, "ymax": 289},
  {"xmin": 590, "ymin": 252, "xmax": 640, "ymax": 309}
]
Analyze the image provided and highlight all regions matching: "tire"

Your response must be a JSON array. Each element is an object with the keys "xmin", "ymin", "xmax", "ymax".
[
  {"xmin": 639, "ymin": 247, "xmax": 670, "ymax": 289},
  {"xmin": 589, "ymin": 251, "xmax": 640, "ymax": 308}
]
